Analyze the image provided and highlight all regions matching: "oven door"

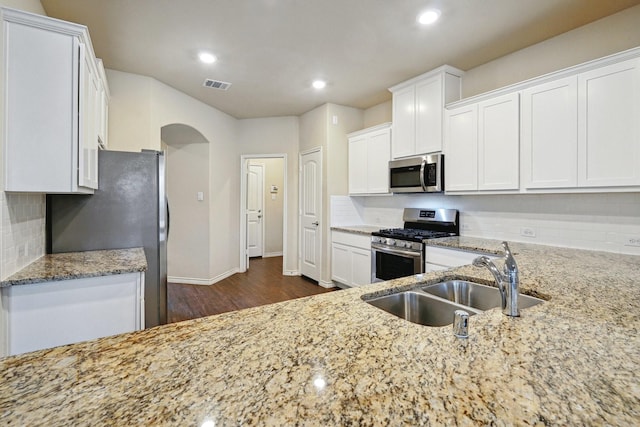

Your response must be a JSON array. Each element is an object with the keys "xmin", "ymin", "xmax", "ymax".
[{"xmin": 371, "ymin": 243, "xmax": 424, "ymax": 283}]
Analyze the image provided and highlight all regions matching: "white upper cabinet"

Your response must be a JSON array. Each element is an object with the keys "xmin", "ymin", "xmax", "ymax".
[
  {"xmin": 444, "ymin": 104, "xmax": 478, "ymax": 192},
  {"xmin": 2, "ymin": 8, "xmax": 106, "ymax": 193},
  {"xmin": 96, "ymin": 59, "xmax": 110, "ymax": 149},
  {"xmin": 477, "ymin": 93, "xmax": 520, "ymax": 191},
  {"xmin": 444, "ymin": 93, "xmax": 519, "ymax": 193},
  {"xmin": 447, "ymin": 47, "xmax": 640, "ymax": 194},
  {"xmin": 521, "ymin": 76, "xmax": 578, "ymax": 189},
  {"xmin": 578, "ymin": 58, "xmax": 640, "ymax": 187},
  {"xmin": 389, "ymin": 66, "xmax": 463, "ymax": 159},
  {"xmin": 348, "ymin": 123, "xmax": 391, "ymax": 195}
]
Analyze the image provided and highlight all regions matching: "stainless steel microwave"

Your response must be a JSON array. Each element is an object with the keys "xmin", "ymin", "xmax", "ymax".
[{"xmin": 389, "ymin": 154, "xmax": 444, "ymax": 193}]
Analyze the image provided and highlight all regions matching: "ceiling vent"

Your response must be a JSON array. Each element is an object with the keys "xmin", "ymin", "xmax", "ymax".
[{"xmin": 203, "ymin": 79, "xmax": 232, "ymax": 91}]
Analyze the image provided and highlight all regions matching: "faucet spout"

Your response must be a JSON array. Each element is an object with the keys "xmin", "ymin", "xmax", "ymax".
[{"xmin": 472, "ymin": 242, "xmax": 520, "ymax": 317}]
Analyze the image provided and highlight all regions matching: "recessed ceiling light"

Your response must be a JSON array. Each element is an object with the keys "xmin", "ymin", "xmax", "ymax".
[
  {"xmin": 198, "ymin": 52, "xmax": 217, "ymax": 64},
  {"xmin": 312, "ymin": 80, "xmax": 326, "ymax": 89},
  {"xmin": 418, "ymin": 9, "xmax": 440, "ymax": 25}
]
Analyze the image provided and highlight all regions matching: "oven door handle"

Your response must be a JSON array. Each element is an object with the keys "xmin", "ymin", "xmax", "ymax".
[
  {"xmin": 372, "ymin": 244, "xmax": 422, "ymax": 259},
  {"xmin": 419, "ymin": 158, "xmax": 428, "ymax": 192}
]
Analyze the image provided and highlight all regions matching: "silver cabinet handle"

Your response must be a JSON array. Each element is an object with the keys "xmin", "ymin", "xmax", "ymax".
[{"xmin": 312, "ymin": 221, "xmax": 319, "ymax": 226}]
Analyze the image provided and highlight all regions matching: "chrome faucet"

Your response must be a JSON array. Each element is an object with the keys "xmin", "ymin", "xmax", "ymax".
[{"xmin": 472, "ymin": 242, "xmax": 520, "ymax": 317}]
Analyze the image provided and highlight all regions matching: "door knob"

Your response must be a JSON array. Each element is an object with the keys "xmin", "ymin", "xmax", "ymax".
[{"xmin": 312, "ymin": 221, "xmax": 319, "ymax": 226}]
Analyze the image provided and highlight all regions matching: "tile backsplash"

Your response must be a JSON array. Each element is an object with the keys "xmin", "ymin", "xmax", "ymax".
[
  {"xmin": 332, "ymin": 193, "xmax": 640, "ymax": 255},
  {"xmin": 0, "ymin": 192, "xmax": 45, "ymax": 280}
]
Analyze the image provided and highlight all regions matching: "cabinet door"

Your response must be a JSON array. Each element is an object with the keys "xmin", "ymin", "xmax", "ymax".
[
  {"xmin": 4, "ymin": 273, "xmax": 142, "ymax": 356},
  {"xmin": 78, "ymin": 43, "xmax": 99, "ymax": 190},
  {"xmin": 444, "ymin": 104, "xmax": 478, "ymax": 191},
  {"xmin": 348, "ymin": 136, "xmax": 368, "ymax": 194},
  {"xmin": 331, "ymin": 243, "xmax": 351, "ymax": 285},
  {"xmin": 521, "ymin": 76, "xmax": 578, "ymax": 189},
  {"xmin": 578, "ymin": 58, "xmax": 640, "ymax": 187},
  {"xmin": 366, "ymin": 128, "xmax": 391, "ymax": 193},
  {"xmin": 4, "ymin": 21, "xmax": 77, "ymax": 192},
  {"xmin": 392, "ymin": 86, "xmax": 416, "ymax": 159},
  {"xmin": 351, "ymin": 247, "xmax": 372, "ymax": 287},
  {"xmin": 415, "ymin": 75, "xmax": 443, "ymax": 154},
  {"xmin": 478, "ymin": 93, "xmax": 520, "ymax": 191}
]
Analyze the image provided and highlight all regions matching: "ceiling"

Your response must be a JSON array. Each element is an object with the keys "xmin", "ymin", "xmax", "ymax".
[{"xmin": 41, "ymin": 0, "xmax": 640, "ymax": 119}]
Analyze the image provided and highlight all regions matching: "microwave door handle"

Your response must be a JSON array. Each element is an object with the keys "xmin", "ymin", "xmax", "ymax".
[{"xmin": 419, "ymin": 159, "xmax": 428, "ymax": 191}]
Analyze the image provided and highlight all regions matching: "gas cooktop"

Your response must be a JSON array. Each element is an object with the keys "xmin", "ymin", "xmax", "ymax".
[{"xmin": 373, "ymin": 228, "xmax": 454, "ymax": 242}]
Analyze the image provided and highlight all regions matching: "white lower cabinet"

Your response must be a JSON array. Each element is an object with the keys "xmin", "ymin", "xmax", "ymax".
[
  {"xmin": 1, "ymin": 272, "xmax": 144, "ymax": 356},
  {"xmin": 424, "ymin": 246, "xmax": 498, "ymax": 272},
  {"xmin": 331, "ymin": 231, "xmax": 372, "ymax": 287}
]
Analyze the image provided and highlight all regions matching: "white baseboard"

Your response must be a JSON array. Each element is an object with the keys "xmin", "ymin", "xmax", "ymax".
[
  {"xmin": 283, "ymin": 270, "xmax": 300, "ymax": 276},
  {"xmin": 168, "ymin": 268, "xmax": 239, "ymax": 286},
  {"xmin": 263, "ymin": 251, "xmax": 283, "ymax": 258},
  {"xmin": 319, "ymin": 280, "xmax": 336, "ymax": 289}
]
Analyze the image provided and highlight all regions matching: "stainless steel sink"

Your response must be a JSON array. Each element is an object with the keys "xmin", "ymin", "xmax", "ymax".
[
  {"xmin": 365, "ymin": 280, "xmax": 544, "ymax": 327},
  {"xmin": 421, "ymin": 280, "xmax": 544, "ymax": 311},
  {"xmin": 365, "ymin": 291, "xmax": 481, "ymax": 327}
]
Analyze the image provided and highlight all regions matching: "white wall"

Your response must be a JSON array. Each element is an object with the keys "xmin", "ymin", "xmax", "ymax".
[
  {"xmin": 462, "ymin": 4, "xmax": 640, "ymax": 98},
  {"xmin": 363, "ymin": 100, "xmax": 392, "ymax": 128},
  {"xmin": 299, "ymin": 103, "xmax": 364, "ymax": 284},
  {"xmin": 237, "ymin": 117, "xmax": 299, "ymax": 274},
  {"xmin": 105, "ymin": 70, "xmax": 239, "ymax": 283},
  {"xmin": 163, "ymin": 126, "xmax": 210, "ymax": 283}
]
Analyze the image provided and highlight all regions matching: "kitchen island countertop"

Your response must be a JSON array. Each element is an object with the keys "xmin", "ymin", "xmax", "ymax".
[
  {"xmin": 0, "ymin": 248, "xmax": 147, "ymax": 287},
  {"xmin": 0, "ymin": 239, "xmax": 638, "ymax": 425}
]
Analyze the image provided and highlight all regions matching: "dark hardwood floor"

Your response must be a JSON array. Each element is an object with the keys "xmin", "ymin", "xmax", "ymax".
[{"xmin": 168, "ymin": 256, "xmax": 337, "ymax": 323}]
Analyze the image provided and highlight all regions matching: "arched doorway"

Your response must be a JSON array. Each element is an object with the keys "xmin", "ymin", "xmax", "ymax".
[{"xmin": 161, "ymin": 123, "xmax": 211, "ymax": 284}]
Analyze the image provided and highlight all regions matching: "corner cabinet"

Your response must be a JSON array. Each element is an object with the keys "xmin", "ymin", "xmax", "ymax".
[
  {"xmin": 2, "ymin": 8, "xmax": 107, "ymax": 193},
  {"xmin": 331, "ymin": 231, "xmax": 371, "ymax": 288},
  {"xmin": 389, "ymin": 66, "xmax": 464, "ymax": 159},
  {"xmin": 348, "ymin": 123, "xmax": 391, "ymax": 195}
]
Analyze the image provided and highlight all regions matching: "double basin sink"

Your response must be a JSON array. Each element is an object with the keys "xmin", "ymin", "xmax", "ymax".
[{"xmin": 365, "ymin": 280, "xmax": 543, "ymax": 327}]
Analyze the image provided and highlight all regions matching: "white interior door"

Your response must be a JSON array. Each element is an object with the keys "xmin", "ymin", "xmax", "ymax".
[
  {"xmin": 300, "ymin": 149, "xmax": 322, "ymax": 281},
  {"xmin": 247, "ymin": 163, "xmax": 264, "ymax": 258}
]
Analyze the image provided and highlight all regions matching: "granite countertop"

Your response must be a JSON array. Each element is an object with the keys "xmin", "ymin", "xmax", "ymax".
[
  {"xmin": 1, "ymin": 239, "xmax": 639, "ymax": 425},
  {"xmin": 331, "ymin": 225, "xmax": 383, "ymax": 235},
  {"xmin": 0, "ymin": 248, "xmax": 147, "ymax": 287}
]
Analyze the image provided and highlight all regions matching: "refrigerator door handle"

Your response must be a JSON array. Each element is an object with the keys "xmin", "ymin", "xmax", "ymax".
[{"xmin": 166, "ymin": 199, "xmax": 170, "ymax": 240}]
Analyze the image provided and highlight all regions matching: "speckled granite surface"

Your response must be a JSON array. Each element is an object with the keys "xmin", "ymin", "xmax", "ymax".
[
  {"xmin": 330, "ymin": 225, "xmax": 382, "ymax": 235},
  {"xmin": 0, "ymin": 248, "xmax": 147, "ymax": 287},
  {"xmin": 1, "ymin": 239, "xmax": 639, "ymax": 425}
]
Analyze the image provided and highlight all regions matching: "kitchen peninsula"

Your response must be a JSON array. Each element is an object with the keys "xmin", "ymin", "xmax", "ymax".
[{"xmin": 0, "ymin": 239, "xmax": 638, "ymax": 425}]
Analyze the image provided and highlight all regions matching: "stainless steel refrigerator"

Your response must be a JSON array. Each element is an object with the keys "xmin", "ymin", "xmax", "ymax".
[{"xmin": 47, "ymin": 150, "xmax": 168, "ymax": 328}]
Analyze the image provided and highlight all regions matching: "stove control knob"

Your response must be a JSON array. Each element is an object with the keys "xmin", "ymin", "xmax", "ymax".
[
  {"xmin": 387, "ymin": 238, "xmax": 395, "ymax": 246},
  {"xmin": 397, "ymin": 241, "xmax": 406, "ymax": 248}
]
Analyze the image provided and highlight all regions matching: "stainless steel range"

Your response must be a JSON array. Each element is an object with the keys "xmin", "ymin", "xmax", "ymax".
[{"xmin": 371, "ymin": 208, "xmax": 459, "ymax": 282}]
